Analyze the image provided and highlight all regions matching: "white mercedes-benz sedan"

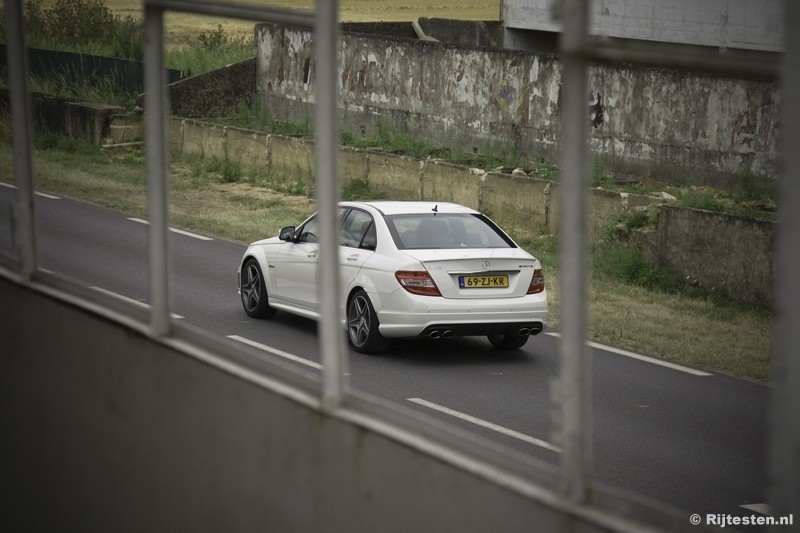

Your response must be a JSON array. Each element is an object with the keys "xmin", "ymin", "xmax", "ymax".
[{"xmin": 237, "ymin": 201, "xmax": 548, "ymax": 354}]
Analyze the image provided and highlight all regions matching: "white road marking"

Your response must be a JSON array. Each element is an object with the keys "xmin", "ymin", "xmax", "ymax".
[
  {"xmin": 36, "ymin": 191, "xmax": 60, "ymax": 200},
  {"xmin": 0, "ymin": 182, "xmax": 60, "ymax": 199},
  {"xmin": 91, "ymin": 286, "xmax": 184, "ymax": 319},
  {"xmin": 227, "ymin": 335, "xmax": 322, "ymax": 370},
  {"xmin": 128, "ymin": 217, "xmax": 213, "ymax": 240},
  {"xmin": 407, "ymin": 397, "xmax": 561, "ymax": 453},
  {"xmin": 545, "ymin": 332, "xmax": 712, "ymax": 376},
  {"xmin": 740, "ymin": 503, "xmax": 771, "ymax": 515}
]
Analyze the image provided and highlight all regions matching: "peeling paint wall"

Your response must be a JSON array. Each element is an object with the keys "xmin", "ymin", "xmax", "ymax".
[
  {"xmin": 638, "ymin": 206, "xmax": 775, "ymax": 306},
  {"xmin": 255, "ymin": 23, "xmax": 779, "ymax": 191}
]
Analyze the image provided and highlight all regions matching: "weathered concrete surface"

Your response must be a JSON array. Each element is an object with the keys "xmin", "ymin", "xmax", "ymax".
[
  {"xmin": 421, "ymin": 159, "xmax": 482, "ymax": 209},
  {"xmin": 0, "ymin": 90, "xmax": 124, "ymax": 146},
  {"xmin": 504, "ymin": 0, "xmax": 784, "ymax": 53},
  {"xmin": 481, "ymin": 172, "xmax": 552, "ymax": 239},
  {"xmin": 255, "ymin": 23, "xmax": 779, "ymax": 192},
  {"xmin": 587, "ymin": 65, "xmax": 781, "ymax": 186},
  {"xmin": 642, "ymin": 206, "xmax": 775, "ymax": 306},
  {"xmin": 225, "ymin": 127, "xmax": 269, "ymax": 170},
  {"xmin": 340, "ymin": 146, "xmax": 370, "ymax": 185},
  {"xmin": 107, "ymin": 112, "xmax": 143, "ymax": 144},
  {"xmin": 270, "ymin": 134, "xmax": 315, "ymax": 186},
  {"xmin": 364, "ymin": 152, "xmax": 422, "ymax": 199},
  {"xmin": 163, "ymin": 58, "xmax": 257, "ymax": 119}
]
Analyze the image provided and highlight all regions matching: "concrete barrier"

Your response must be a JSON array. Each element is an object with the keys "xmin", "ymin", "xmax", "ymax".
[
  {"xmin": 364, "ymin": 151, "xmax": 421, "ymax": 199},
  {"xmin": 481, "ymin": 171, "xmax": 552, "ymax": 239},
  {"xmin": 269, "ymin": 135, "xmax": 315, "ymax": 190},
  {"xmin": 642, "ymin": 206, "xmax": 775, "ymax": 306},
  {"xmin": 421, "ymin": 159, "xmax": 482, "ymax": 209}
]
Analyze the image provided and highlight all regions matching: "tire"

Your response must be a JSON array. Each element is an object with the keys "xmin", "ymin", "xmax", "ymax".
[
  {"xmin": 347, "ymin": 290, "xmax": 391, "ymax": 354},
  {"xmin": 488, "ymin": 332, "xmax": 529, "ymax": 350},
  {"xmin": 240, "ymin": 258, "xmax": 277, "ymax": 319}
]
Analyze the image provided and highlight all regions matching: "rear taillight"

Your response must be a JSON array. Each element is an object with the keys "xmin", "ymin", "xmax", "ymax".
[
  {"xmin": 395, "ymin": 270, "xmax": 442, "ymax": 296},
  {"xmin": 527, "ymin": 269, "xmax": 545, "ymax": 294}
]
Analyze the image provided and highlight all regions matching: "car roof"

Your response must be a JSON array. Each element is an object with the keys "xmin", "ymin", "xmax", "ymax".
[{"xmin": 342, "ymin": 201, "xmax": 479, "ymax": 216}]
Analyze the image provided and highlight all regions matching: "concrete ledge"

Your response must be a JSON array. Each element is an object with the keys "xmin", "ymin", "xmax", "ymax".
[{"xmin": 421, "ymin": 159, "xmax": 482, "ymax": 209}]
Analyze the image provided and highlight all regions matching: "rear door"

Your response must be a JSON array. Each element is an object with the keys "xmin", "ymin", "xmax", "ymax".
[{"xmin": 339, "ymin": 208, "xmax": 375, "ymax": 291}]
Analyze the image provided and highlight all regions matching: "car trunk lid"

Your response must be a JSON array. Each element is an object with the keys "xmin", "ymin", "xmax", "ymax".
[{"xmin": 401, "ymin": 249, "xmax": 539, "ymax": 299}]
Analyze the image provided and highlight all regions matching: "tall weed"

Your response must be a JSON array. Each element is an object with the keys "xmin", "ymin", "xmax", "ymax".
[
  {"xmin": 166, "ymin": 25, "xmax": 254, "ymax": 76},
  {"xmin": 1, "ymin": 0, "xmax": 143, "ymax": 61}
]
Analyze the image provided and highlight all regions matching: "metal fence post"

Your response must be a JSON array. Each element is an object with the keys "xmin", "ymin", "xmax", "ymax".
[
  {"xmin": 770, "ymin": 0, "xmax": 800, "ymax": 519},
  {"xmin": 143, "ymin": 2, "xmax": 172, "ymax": 337},
  {"xmin": 558, "ymin": 0, "xmax": 593, "ymax": 504},
  {"xmin": 314, "ymin": 0, "xmax": 348, "ymax": 409},
  {"xmin": 5, "ymin": 0, "xmax": 37, "ymax": 280}
]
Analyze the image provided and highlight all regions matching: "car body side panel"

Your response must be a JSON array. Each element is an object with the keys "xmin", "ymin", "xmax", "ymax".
[{"xmin": 274, "ymin": 241, "xmax": 319, "ymax": 309}]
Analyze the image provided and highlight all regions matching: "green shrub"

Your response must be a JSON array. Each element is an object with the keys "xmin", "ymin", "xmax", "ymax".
[
  {"xmin": 594, "ymin": 241, "xmax": 679, "ymax": 293},
  {"xmin": 166, "ymin": 25, "xmax": 254, "ymax": 76},
  {"xmin": 341, "ymin": 178, "xmax": 387, "ymax": 201},
  {"xmin": 206, "ymin": 156, "xmax": 243, "ymax": 183},
  {"xmin": 2, "ymin": 0, "xmax": 143, "ymax": 61},
  {"xmin": 592, "ymin": 154, "xmax": 605, "ymax": 186},
  {"xmin": 680, "ymin": 189, "xmax": 726, "ymax": 212}
]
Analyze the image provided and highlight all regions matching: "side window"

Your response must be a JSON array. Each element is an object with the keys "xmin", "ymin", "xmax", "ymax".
[
  {"xmin": 298, "ymin": 216, "xmax": 319, "ymax": 243},
  {"xmin": 360, "ymin": 222, "xmax": 376, "ymax": 250},
  {"xmin": 339, "ymin": 209, "xmax": 375, "ymax": 249}
]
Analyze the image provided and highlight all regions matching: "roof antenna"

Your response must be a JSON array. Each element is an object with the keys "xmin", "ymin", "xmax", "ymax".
[{"xmin": 432, "ymin": 204, "xmax": 438, "ymax": 214}]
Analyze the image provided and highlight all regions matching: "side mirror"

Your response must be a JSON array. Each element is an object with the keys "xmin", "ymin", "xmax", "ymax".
[{"xmin": 279, "ymin": 226, "xmax": 296, "ymax": 241}]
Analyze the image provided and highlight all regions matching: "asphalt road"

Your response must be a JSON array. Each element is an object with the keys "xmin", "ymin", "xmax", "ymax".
[{"xmin": 0, "ymin": 184, "xmax": 771, "ymax": 524}]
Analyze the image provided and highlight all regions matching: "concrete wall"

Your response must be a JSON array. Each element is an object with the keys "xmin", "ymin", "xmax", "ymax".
[
  {"xmin": 1, "ymin": 275, "xmax": 691, "ymax": 533},
  {"xmin": 170, "ymin": 117, "xmax": 646, "ymax": 241},
  {"xmin": 502, "ymin": 0, "xmax": 784, "ymax": 53},
  {"xmin": 0, "ymin": 90, "xmax": 125, "ymax": 146},
  {"xmin": 254, "ymin": 23, "xmax": 779, "ymax": 192},
  {"xmin": 639, "ymin": 206, "xmax": 776, "ymax": 306},
  {"xmin": 165, "ymin": 58, "xmax": 257, "ymax": 119}
]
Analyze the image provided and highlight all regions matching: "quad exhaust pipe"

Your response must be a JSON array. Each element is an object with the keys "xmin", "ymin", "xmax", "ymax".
[
  {"xmin": 428, "ymin": 329, "xmax": 454, "ymax": 339},
  {"xmin": 427, "ymin": 324, "xmax": 542, "ymax": 339},
  {"xmin": 519, "ymin": 324, "xmax": 544, "ymax": 336}
]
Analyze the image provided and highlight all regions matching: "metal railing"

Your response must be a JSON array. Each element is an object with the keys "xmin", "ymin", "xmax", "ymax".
[{"xmin": 5, "ymin": 0, "xmax": 797, "ymax": 527}]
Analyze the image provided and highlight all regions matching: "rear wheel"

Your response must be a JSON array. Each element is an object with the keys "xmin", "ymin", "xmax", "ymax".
[
  {"xmin": 347, "ymin": 290, "xmax": 391, "ymax": 354},
  {"xmin": 240, "ymin": 258, "xmax": 277, "ymax": 318},
  {"xmin": 488, "ymin": 333, "xmax": 529, "ymax": 350}
]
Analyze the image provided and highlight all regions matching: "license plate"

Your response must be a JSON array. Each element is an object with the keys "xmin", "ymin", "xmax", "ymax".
[{"xmin": 459, "ymin": 274, "xmax": 509, "ymax": 288}]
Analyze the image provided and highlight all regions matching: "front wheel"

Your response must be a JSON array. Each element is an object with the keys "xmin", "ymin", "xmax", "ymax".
[
  {"xmin": 240, "ymin": 258, "xmax": 277, "ymax": 319},
  {"xmin": 347, "ymin": 290, "xmax": 391, "ymax": 354},
  {"xmin": 488, "ymin": 333, "xmax": 529, "ymax": 350}
]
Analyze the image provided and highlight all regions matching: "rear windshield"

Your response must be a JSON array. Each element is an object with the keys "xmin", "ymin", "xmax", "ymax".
[{"xmin": 384, "ymin": 213, "xmax": 516, "ymax": 250}]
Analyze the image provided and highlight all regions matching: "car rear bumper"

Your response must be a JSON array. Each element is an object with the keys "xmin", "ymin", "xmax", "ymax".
[{"xmin": 372, "ymin": 289, "xmax": 548, "ymax": 338}]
